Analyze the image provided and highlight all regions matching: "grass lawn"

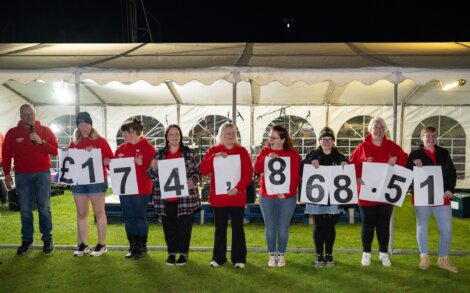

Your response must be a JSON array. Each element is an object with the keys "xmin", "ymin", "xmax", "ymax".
[{"xmin": 1, "ymin": 191, "xmax": 469, "ymax": 292}]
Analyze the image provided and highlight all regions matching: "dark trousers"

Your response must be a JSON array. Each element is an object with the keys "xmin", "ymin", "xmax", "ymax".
[
  {"xmin": 313, "ymin": 214, "xmax": 340, "ymax": 255},
  {"xmin": 161, "ymin": 201, "xmax": 194, "ymax": 256},
  {"xmin": 212, "ymin": 206, "xmax": 247, "ymax": 264},
  {"xmin": 359, "ymin": 204, "xmax": 394, "ymax": 253},
  {"xmin": 120, "ymin": 195, "xmax": 150, "ymax": 236}
]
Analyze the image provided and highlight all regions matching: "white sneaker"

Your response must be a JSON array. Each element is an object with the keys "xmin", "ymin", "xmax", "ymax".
[
  {"xmin": 209, "ymin": 260, "xmax": 220, "ymax": 268},
  {"xmin": 361, "ymin": 252, "xmax": 371, "ymax": 266},
  {"xmin": 379, "ymin": 252, "xmax": 392, "ymax": 267},
  {"xmin": 268, "ymin": 255, "xmax": 277, "ymax": 267},
  {"xmin": 234, "ymin": 263, "xmax": 245, "ymax": 269},
  {"xmin": 73, "ymin": 243, "xmax": 90, "ymax": 257},
  {"xmin": 90, "ymin": 244, "xmax": 107, "ymax": 257},
  {"xmin": 277, "ymin": 255, "xmax": 286, "ymax": 267}
]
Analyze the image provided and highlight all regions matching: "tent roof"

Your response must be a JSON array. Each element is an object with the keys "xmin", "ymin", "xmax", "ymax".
[{"xmin": 1, "ymin": 43, "xmax": 470, "ymax": 106}]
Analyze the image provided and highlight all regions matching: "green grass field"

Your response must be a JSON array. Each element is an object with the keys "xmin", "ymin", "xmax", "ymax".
[{"xmin": 1, "ymin": 191, "xmax": 469, "ymax": 293}]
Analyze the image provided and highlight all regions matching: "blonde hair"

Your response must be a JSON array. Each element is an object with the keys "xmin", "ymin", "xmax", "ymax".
[
  {"xmin": 73, "ymin": 127, "xmax": 100, "ymax": 145},
  {"xmin": 368, "ymin": 117, "xmax": 388, "ymax": 133},
  {"xmin": 216, "ymin": 122, "xmax": 239, "ymax": 145}
]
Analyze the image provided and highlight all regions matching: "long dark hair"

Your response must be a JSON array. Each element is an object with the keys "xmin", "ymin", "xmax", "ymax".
[
  {"xmin": 265, "ymin": 125, "xmax": 294, "ymax": 151},
  {"xmin": 164, "ymin": 124, "xmax": 184, "ymax": 150}
]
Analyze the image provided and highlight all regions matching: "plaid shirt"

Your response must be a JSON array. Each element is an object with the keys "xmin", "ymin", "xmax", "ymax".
[{"xmin": 147, "ymin": 145, "xmax": 201, "ymax": 217}]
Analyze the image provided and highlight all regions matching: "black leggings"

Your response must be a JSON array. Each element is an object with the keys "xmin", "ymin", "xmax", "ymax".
[
  {"xmin": 359, "ymin": 204, "xmax": 393, "ymax": 253},
  {"xmin": 313, "ymin": 214, "xmax": 340, "ymax": 255}
]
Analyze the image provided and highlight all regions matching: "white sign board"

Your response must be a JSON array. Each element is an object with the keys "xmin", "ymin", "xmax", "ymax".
[
  {"xmin": 359, "ymin": 162, "xmax": 413, "ymax": 207},
  {"xmin": 158, "ymin": 158, "xmax": 189, "ymax": 199},
  {"xmin": 214, "ymin": 155, "xmax": 241, "ymax": 195},
  {"xmin": 264, "ymin": 156, "xmax": 291, "ymax": 194},
  {"xmin": 109, "ymin": 157, "xmax": 139, "ymax": 195},
  {"xmin": 413, "ymin": 166, "xmax": 444, "ymax": 206},
  {"xmin": 58, "ymin": 148, "xmax": 104, "ymax": 185}
]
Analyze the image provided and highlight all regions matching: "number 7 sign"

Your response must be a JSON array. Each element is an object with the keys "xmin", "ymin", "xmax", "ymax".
[{"xmin": 109, "ymin": 157, "xmax": 139, "ymax": 195}]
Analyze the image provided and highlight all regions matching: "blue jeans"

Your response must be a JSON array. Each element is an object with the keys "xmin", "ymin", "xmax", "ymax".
[
  {"xmin": 15, "ymin": 170, "xmax": 52, "ymax": 242},
  {"xmin": 259, "ymin": 196, "xmax": 297, "ymax": 254},
  {"xmin": 120, "ymin": 195, "xmax": 150, "ymax": 236},
  {"xmin": 414, "ymin": 205, "xmax": 452, "ymax": 256}
]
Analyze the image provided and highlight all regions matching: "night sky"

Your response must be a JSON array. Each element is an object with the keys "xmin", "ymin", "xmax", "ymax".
[{"xmin": 1, "ymin": 0, "xmax": 469, "ymax": 42}]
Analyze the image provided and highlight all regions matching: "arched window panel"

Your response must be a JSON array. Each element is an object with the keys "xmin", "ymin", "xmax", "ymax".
[
  {"xmin": 115, "ymin": 115, "xmax": 165, "ymax": 148},
  {"xmin": 411, "ymin": 116, "xmax": 466, "ymax": 179},
  {"xmin": 257, "ymin": 115, "xmax": 316, "ymax": 158},
  {"xmin": 49, "ymin": 114, "xmax": 76, "ymax": 173},
  {"xmin": 337, "ymin": 115, "xmax": 375, "ymax": 158},
  {"xmin": 188, "ymin": 115, "xmax": 240, "ymax": 158}
]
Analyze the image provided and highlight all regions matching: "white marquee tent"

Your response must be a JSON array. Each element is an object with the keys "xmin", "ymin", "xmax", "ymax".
[{"xmin": 1, "ymin": 42, "xmax": 470, "ymax": 188}]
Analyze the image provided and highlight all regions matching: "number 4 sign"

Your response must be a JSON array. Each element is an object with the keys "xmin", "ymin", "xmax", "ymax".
[{"xmin": 158, "ymin": 158, "xmax": 189, "ymax": 199}]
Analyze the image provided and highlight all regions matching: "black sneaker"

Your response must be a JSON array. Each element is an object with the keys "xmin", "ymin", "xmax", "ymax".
[
  {"xmin": 17, "ymin": 241, "xmax": 33, "ymax": 255},
  {"xmin": 166, "ymin": 255, "xmax": 176, "ymax": 265},
  {"xmin": 315, "ymin": 254, "xmax": 325, "ymax": 267},
  {"xmin": 73, "ymin": 243, "xmax": 90, "ymax": 257},
  {"xmin": 43, "ymin": 239, "xmax": 55, "ymax": 254},
  {"xmin": 176, "ymin": 255, "xmax": 188, "ymax": 266},
  {"xmin": 325, "ymin": 254, "xmax": 335, "ymax": 266},
  {"xmin": 90, "ymin": 244, "xmax": 107, "ymax": 257}
]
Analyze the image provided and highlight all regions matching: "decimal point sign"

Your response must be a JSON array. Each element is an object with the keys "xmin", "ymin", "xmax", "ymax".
[{"xmin": 372, "ymin": 188, "xmax": 377, "ymax": 193}]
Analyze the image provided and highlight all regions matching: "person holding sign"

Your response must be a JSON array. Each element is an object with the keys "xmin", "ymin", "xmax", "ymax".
[
  {"xmin": 115, "ymin": 118, "xmax": 156, "ymax": 259},
  {"xmin": 301, "ymin": 127, "xmax": 349, "ymax": 267},
  {"xmin": 67, "ymin": 112, "xmax": 114, "ymax": 257},
  {"xmin": 350, "ymin": 117, "xmax": 408, "ymax": 267},
  {"xmin": 200, "ymin": 122, "xmax": 253, "ymax": 269},
  {"xmin": 407, "ymin": 126, "xmax": 458, "ymax": 273},
  {"xmin": 2, "ymin": 104, "xmax": 58, "ymax": 255},
  {"xmin": 147, "ymin": 124, "xmax": 201, "ymax": 266},
  {"xmin": 254, "ymin": 125, "xmax": 301, "ymax": 267}
]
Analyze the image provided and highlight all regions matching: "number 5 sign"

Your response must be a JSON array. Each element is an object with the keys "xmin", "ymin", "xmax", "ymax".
[
  {"xmin": 300, "ymin": 165, "xmax": 358, "ymax": 205},
  {"xmin": 109, "ymin": 157, "xmax": 139, "ymax": 195},
  {"xmin": 158, "ymin": 158, "xmax": 189, "ymax": 199},
  {"xmin": 413, "ymin": 166, "xmax": 444, "ymax": 206},
  {"xmin": 360, "ymin": 162, "xmax": 413, "ymax": 207},
  {"xmin": 264, "ymin": 156, "xmax": 291, "ymax": 194}
]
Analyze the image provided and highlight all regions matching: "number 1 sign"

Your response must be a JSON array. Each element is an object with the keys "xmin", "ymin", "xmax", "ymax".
[
  {"xmin": 413, "ymin": 166, "xmax": 444, "ymax": 206},
  {"xmin": 58, "ymin": 149, "xmax": 104, "ymax": 185}
]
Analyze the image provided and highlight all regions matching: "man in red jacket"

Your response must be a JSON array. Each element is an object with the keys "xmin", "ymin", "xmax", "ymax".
[{"xmin": 2, "ymin": 104, "xmax": 58, "ymax": 255}]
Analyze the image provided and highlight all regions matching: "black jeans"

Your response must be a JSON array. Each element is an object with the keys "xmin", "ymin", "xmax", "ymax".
[
  {"xmin": 212, "ymin": 206, "xmax": 247, "ymax": 264},
  {"xmin": 313, "ymin": 214, "xmax": 340, "ymax": 255},
  {"xmin": 161, "ymin": 201, "xmax": 194, "ymax": 255},
  {"xmin": 359, "ymin": 204, "xmax": 394, "ymax": 253}
]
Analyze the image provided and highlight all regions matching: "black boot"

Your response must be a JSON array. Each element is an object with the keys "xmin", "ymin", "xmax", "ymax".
[
  {"xmin": 125, "ymin": 235, "xmax": 137, "ymax": 259},
  {"xmin": 133, "ymin": 236, "xmax": 146, "ymax": 259},
  {"xmin": 142, "ymin": 235, "xmax": 148, "ymax": 254}
]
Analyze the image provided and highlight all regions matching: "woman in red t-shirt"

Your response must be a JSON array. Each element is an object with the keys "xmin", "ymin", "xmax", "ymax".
[
  {"xmin": 200, "ymin": 122, "xmax": 253, "ymax": 269},
  {"xmin": 115, "ymin": 118, "xmax": 156, "ymax": 259},
  {"xmin": 67, "ymin": 111, "xmax": 114, "ymax": 257}
]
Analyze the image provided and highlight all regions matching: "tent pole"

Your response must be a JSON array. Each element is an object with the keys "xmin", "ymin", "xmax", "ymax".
[
  {"xmin": 74, "ymin": 70, "xmax": 80, "ymax": 114},
  {"xmin": 232, "ymin": 83, "xmax": 237, "ymax": 127},
  {"xmin": 177, "ymin": 104, "xmax": 181, "ymax": 126},
  {"xmin": 389, "ymin": 81, "xmax": 399, "ymax": 254}
]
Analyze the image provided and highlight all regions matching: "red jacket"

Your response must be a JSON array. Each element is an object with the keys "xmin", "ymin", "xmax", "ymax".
[
  {"xmin": 0, "ymin": 131, "xmax": 4, "ymax": 164},
  {"xmin": 2, "ymin": 120, "xmax": 58, "ymax": 174},
  {"xmin": 350, "ymin": 133, "xmax": 408, "ymax": 206},
  {"xmin": 254, "ymin": 147, "xmax": 301, "ymax": 199},
  {"xmin": 69, "ymin": 136, "xmax": 114, "ymax": 181},
  {"xmin": 200, "ymin": 144, "xmax": 253, "ymax": 207},
  {"xmin": 115, "ymin": 137, "xmax": 156, "ymax": 196}
]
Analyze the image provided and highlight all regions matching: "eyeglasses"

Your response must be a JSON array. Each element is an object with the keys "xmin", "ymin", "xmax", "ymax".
[
  {"xmin": 268, "ymin": 136, "xmax": 280, "ymax": 140},
  {"xmin": 423, "ymin": 134, "xmax": 437, "ymax": 138}
]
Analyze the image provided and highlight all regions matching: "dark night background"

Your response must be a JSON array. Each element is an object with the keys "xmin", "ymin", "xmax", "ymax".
[{"xmin": 0, "ymin": 0, "xmax": 469, "ymax": 42}]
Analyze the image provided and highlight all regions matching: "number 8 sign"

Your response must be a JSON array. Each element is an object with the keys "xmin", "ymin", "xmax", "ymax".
[{"xmin": 264, "ymin": 156, "xmax": 291, "ymax": 194}]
